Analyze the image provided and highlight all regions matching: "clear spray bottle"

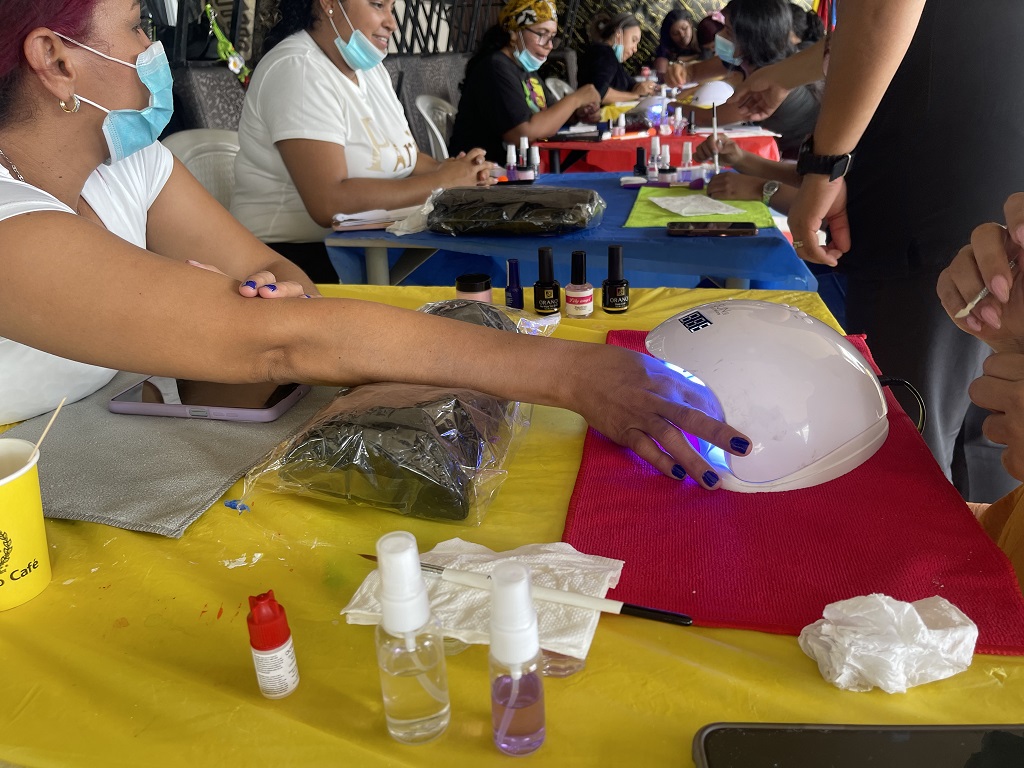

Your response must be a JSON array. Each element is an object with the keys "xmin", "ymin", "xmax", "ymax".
[
  {"xmin": 375, "ymin": 531, "xmax": 451, "ymax": 744},
  {"xmin": 489, "ymin": 562, "xmax": 545, "ymax": 756}
]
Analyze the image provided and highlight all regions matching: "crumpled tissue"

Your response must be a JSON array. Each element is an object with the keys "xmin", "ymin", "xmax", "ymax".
[
  {"xmin": 386, "ymin": 190, "xmax": 437, "ymax": 236},
  {"xmin": 342, "ymin": 538, "xmax": 624, "ymax": 659},
  {"xmin": 798, "ymin": 593, "xmax": 978, "ymax": 694}
]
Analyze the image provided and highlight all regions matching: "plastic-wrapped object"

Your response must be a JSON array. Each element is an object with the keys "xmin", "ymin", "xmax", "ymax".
[
  {"xmin": 241, "ymin": 297, "xmax": 534, "ymax": 524},
  {"xmin": 427, "ymin": 186, "xmax": 605, "ymax": 237},
  {"xmin": 242, "ymin": 383, "xmax": 529, "ymax": 524},
  {"xmin": 419, "ymin": 299, "xmax": 560, "ymax": 337}
]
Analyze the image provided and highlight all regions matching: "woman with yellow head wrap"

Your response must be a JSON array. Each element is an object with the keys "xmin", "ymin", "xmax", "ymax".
[{"xmin": 449, "ymin": 1, "xmax": 601, "ymax": 164}]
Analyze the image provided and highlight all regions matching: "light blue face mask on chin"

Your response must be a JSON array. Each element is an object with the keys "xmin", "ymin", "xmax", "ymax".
[
  {"xmin": 56, "ymin": 35, "xmax": 173, "ymax": 165},
  {"xmin": 714, "ymin": 33, "xmax": 743, "ymax": 67},
  {"xmin": 514, "ymin": 31, "xmax": 546, "ymax": 72},
  {"xmin": 612, "ymin": 42, "xmax": 624, "ymax": 62},
  {"xmin": 329, "ymin": 1, "xmax": 387, "ymax": 71}
]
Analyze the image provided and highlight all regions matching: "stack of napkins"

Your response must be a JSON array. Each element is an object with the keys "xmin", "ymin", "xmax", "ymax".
[{"xmin": 332, "ymin": 205, "xmax": 421, "ymax": 230}]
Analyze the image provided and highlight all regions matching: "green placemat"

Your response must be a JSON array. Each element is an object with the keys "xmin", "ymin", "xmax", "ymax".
[{"xmin": 624, "ymin": 186, "xmax": 776, "ymax": 229}]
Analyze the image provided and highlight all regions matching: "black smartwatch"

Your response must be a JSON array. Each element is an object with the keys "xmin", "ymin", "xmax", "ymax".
[{"xmin": 796, "ymin": 135, "xmax": 853, "ymax": 181}]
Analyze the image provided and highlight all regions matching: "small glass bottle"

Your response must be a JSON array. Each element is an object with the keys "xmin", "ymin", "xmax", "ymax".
[
  {"xmin": 375, "ymin": 531, "xmax": 450, "ymax": 744},
  {"xmin": 673, "ymin": 106, "xmax": 685, "ymax": 136},
  {"xmin": 247, "ymin": 589, "xmax": 300, "ymax": 699},
  {"xmin": 518, "ymin": 135, "xmax": 529, "ymax": 166},
  {"xmin": 528, "ymin": 146, "xmax": 540, "ymax": 178},
  {"xmin": 565, "ymin": 250, "xmax": 594, "ymax": 319},
  {"xmin": 505, "ymin": 144, "xmax": 517, "ymax": 181},
  {"xmin": 505, "ymin": 258, "xmax": 524, "ymax": 310},
  {"xmin": 646, "ymin": 151, "xmax": 660, "ymax": 183},
  {"xmin": 602, "ymin": 244, "xmax": 629, "ymax": 314},
  {"xmin": 533, "ymin": 247, "xmax": 561, "ymax": 315},
  {"xmin": 489, "ymin": 562, "xmax": 545, "ymax": 756},
  {"xmin": 633, "ymin": 147, "xmax": 646, "ymax": 177}
]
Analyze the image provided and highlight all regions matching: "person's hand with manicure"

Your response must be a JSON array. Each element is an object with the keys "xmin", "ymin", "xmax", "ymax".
[
  {"xmin": 566, "ymin": 343, "xmax": 751, "ymax": 489},
  {"xmin": 937, "ymin": 193, "xmax": 1024, "ymax": 352},
  {"xmin": 185, "ymin": 261, "xmax": 315, "ymax": 299}
]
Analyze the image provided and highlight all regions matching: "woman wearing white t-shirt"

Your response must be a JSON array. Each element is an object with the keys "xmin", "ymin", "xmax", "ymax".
[
  {"xmin": 231, "ymin": 0, "xmax": 493, "ymax": 281},
  {"xmin": 0, "ymin": 0, "xmax": 752, "ymax": 490}
]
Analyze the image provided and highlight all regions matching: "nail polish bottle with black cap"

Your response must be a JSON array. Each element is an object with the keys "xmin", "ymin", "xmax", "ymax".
[
  {"xmin": 533, "ymin": 247, "xmax": 561, "ymax": 315},
  {"xmin": 565, "ymin": 250, "xmax": 594, "ymax": 318},
  {"xmin": 602, "ymin": 245, "xmax": 629, "ymax": 314}
]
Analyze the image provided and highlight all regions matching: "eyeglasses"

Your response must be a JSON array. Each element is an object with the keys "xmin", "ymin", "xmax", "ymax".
[{"xmin": 522, "ymin": 28, "xmax": 562, "ymax": 48}]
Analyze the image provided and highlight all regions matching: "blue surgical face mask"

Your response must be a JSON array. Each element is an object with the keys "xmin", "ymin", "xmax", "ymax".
[
  {"xmin": 514, "ymin": 32, "xmax": 546, "ymax": 72},
  {"xmin": 612, "ymin": 42, "xmax": 624, "ymax": 62},
  {"xmin": 56, "ymin": 36, "xmax": 173, "ymax": 164},
  {"xmin": 329, "ymin": 1, "xmax": 387, "ymax": 71},
  {"xmin": 714, "ymin": 33, "xmax": 742, "ymax": 66}
]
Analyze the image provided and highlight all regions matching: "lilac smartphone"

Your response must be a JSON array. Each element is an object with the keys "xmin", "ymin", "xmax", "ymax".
[{"xmin": 108, "ymin": 377, "xmax": 311, "ymax": 422}]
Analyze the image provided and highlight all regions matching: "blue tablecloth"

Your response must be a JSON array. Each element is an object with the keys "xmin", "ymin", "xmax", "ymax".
[{"xmin": 325, "ymin": 172, "xmax": 816, "ymax": 291}]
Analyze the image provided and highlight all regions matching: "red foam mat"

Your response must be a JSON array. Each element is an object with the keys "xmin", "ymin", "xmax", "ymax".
[{"xmin": 562, "ymin": 331, "xmax": 1024, "ymax": 655}]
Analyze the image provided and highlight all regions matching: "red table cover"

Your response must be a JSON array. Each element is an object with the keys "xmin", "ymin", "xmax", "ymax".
[
  {"xmin": 562, "ymin": 330, "xmax": 1024, "ymax": 655},
  {"xmin": 538, "ymin": 132, "xmax": 780, "ymax": 174}
]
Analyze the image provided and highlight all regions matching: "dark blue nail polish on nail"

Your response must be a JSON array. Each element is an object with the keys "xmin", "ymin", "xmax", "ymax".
[
  {"xmin": 244, "ymin": 280, "xmax": 257, "ymax": 289},
  {"xmin": 302, "ymin": 294, "xmax": 312, "ymax": 298},
  {"xmin": 266, "ymin": 284, "xmax": 277, "ymax": 292},
  {"xmin": 730, "ymin": 437, "xmax": 750, "ymax": 453},
  {"xmin": 702, "ymin": 470, "xmax": 719, "ymax": 487},
  {"xmin": 671, "ymin": 464, "xmax": 686, "ymax": 479}
]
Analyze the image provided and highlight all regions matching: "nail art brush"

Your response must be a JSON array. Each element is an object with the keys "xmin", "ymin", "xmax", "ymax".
[
  {"xmin": 359, "ymin": 554, "xmax": 692, "ymax": 626},
  {"xmin": 955, "ymin": 258, "xmax": 1017, "ymax": 319}
]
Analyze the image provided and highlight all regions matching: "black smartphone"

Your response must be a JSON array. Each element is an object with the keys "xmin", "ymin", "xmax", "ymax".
[
  {"xmin": 693, "ymin": 723, "xmax": 1024, "ymax": 768},
  {"xmin": 667, "ymin": 221, "xmax": 758, "ymax": 237}
]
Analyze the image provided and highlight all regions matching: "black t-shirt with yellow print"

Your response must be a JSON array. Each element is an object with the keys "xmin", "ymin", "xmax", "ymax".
[{"xmin": 450, "ymin": 49, "xmax": 552, "ymax": 164}]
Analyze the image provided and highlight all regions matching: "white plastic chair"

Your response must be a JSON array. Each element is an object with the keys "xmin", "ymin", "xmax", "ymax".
[
  {"xmin": 414, "ymin": 94, "xmax": 454, "ymax": 161},
  {"xmin": 544, "ymin": 77, "xmax": 574, "ymax": 102},
  {"xmin": 161, "ymin": 129, "xmax": 240, "ymax": 208}
]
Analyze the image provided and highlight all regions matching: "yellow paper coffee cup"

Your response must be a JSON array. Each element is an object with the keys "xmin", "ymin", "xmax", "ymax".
[{"xmin": 0, "ymin": 439, "xmax": 52, "ymax": 610}]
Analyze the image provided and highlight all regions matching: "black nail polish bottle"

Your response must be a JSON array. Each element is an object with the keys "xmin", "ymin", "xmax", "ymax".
[
  {"xmin": 533, "ymin": 247, "xmax": 561, "ymax": 315},
  {"xmin": 602, "ymin": 245, "xmax": 629, "ymax": 314},
  {"xmin": 634, "ymin": 147, "xmax": 646, "ymax": 177}
]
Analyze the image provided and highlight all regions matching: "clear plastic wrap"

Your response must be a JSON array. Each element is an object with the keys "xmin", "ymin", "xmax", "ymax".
[
  {"xmin": 427, "ymin": 186, "xmax": 606, "ymax": 236},
  {"xmin": 241, "ymin": 297, "xmax": 535, "ymax": 525},
  {"xmin": 418, "ymin": 298, "xmax": 560, "ymax": 337},
  {"xmin": 241, "ymin": 384, "xmax": 529, "ymax": 525}
]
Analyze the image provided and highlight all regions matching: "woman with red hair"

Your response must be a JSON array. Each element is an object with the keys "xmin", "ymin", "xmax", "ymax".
[{"xmin": 0, "ymin": 0, "xmax": 750, "ymax": 486}]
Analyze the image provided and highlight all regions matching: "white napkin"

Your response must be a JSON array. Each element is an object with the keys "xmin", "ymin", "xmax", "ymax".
[
  {"xmin": 342, "ymin": 538, "xmax": 624, "ymax": 660},
  {"xmin": 650, "ymin": 195, "xmax": 745, "ymax": 217},
  {"xmin": 798, "ymin": 594, "xmax": 978, "ymax": 694},
  {"xmin": 385, "ymin": 193, "xmax": 438, "ymax": 236}
]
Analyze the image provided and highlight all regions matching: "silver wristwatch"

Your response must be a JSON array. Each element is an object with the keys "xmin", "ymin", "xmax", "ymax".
[{"xmin": 762, "ymin": 180, "xmax": 781, "ymax": 207}]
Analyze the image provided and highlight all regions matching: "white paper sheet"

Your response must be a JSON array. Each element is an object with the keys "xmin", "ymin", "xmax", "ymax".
[{"xmin": 649, "ymin": 195, "xmax": 745, "ymax": 217}]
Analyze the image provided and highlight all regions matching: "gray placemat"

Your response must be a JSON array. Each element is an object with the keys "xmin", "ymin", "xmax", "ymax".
[{"xmin": 6, "ymin": 373, "xmax": 339, "ymax": 538}]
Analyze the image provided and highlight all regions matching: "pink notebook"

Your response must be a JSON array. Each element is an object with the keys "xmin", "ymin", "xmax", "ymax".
[{"xmin": 562, "ymin": 330, "xmax": 1024, "ymax": 655}]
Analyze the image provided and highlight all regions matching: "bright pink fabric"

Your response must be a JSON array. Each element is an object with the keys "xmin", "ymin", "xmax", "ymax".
[{"xmin": 562, "ymin": 330, "xmax": 1024, "ymax": 655}]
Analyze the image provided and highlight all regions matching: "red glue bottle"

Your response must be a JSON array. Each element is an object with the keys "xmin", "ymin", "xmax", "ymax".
[{"xmin": 247, "ymin": 589, "xmax": 300, "ymax": 699}]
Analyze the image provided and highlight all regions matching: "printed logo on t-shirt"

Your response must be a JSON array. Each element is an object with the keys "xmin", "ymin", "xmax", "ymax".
[
  {"xmin": 522, "ymin": 76, "xmax": 547, "ymax": 115},
  {"xmin": 361, "ymin": 118, "xmax": 417, "ymax": 173}
]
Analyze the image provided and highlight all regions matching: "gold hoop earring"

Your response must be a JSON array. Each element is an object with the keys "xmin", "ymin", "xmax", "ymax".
[{"xmin": 59, "ymin": 95, "xmax": 81, "ymax": 114}]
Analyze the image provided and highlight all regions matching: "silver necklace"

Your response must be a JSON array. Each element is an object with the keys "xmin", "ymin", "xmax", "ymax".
[{"xmin": 0, "ymin": 146, "xmax": 25, "ymax": 182}]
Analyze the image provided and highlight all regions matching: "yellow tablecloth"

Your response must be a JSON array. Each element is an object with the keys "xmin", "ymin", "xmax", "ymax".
[{"xmin": 2, "ymin": 287, "xmax": 1023, "ymax": 767}]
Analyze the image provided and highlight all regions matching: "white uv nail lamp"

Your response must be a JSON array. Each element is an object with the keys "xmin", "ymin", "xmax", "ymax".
[{"xmin": 645, "ymin": 300, "xmax": 889, "ymax": 493}]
